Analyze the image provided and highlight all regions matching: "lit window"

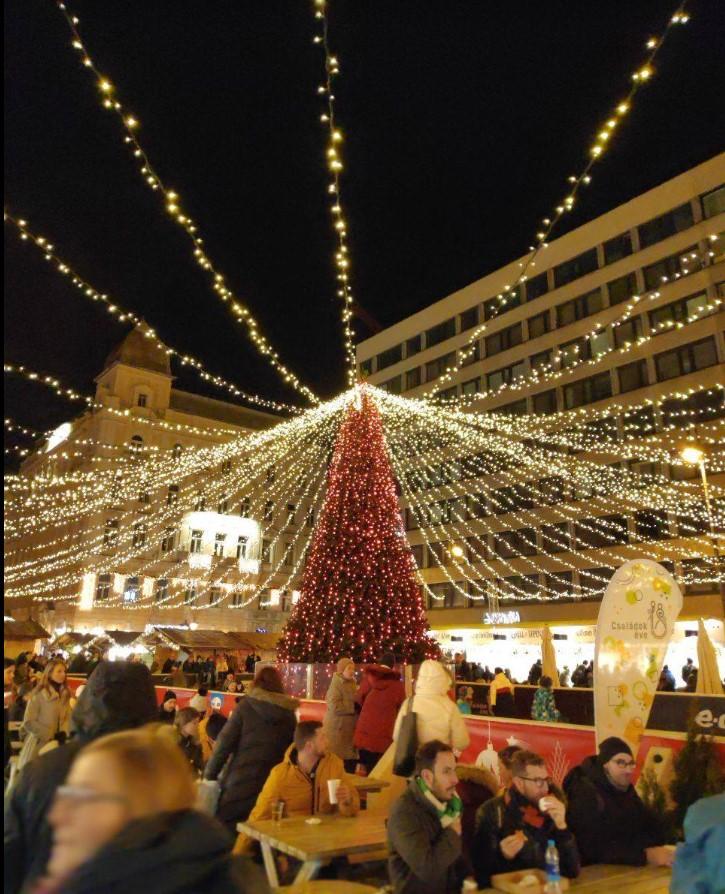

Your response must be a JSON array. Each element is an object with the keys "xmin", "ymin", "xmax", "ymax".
[{"xmin": 190, "ymin": 530, "xmax": 203, "ymax": 554}]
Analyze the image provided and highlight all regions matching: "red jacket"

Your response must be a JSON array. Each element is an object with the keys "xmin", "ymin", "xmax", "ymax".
[{"xmin": 353, "ymin": 664, "xmax": 406, "ymax": 754}]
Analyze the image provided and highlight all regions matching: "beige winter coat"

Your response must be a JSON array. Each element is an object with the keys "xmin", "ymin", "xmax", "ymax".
[
  {"xmin": 18, "ymin": 687, "xmax": 71, "ymax": 769},
  {"xmin": 323, "ymin": 672, "xmax": 358, "ymax": 761},
  {"xmin": 393, "ymin": 659, "xmax": 470, "ymax": 751}
]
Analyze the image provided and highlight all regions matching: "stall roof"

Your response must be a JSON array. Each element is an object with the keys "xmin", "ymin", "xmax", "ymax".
[
  {"xmin": 153, "ymin": 628, "xmax": 244, "ymax": 650},
  {"xmin": 50, "ymin": 632, "xmax": 98, "ymax": 646},
  {"xmin": 233, "ymin": 631, "xmax": 280, "ymax": 652},
  {"xmin": 105, "ymin": 630, "xmax": 143, "ymax": 647},
  {"xmin": 4, "ymin": 619, "xmax": 50, "ymax": 640}
]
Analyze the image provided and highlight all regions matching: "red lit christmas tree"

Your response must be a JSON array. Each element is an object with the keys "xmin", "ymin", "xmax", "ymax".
[{"xmin": 278, "ymin": 386, "xmax": 440, "ymax": 663}]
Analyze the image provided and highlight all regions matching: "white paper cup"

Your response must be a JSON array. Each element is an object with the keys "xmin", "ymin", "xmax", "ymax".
[
  {"xmin": 327, "ymin": 778, "xmax": 341, "ymax": 805},
  {"xmin": 538, "ymin": 797, "xmax": 550, "ymax": 813}
]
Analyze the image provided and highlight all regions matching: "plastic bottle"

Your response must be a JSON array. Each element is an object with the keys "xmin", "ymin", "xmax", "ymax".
[{"xmin": 544, "ymin": 839, "xmax": 562, "ymax": 894}]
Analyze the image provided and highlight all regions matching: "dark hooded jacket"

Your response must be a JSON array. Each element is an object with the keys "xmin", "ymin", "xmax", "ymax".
[
  {"xmin": 563, "ymin": 754, "xmax": 664, "ymax": 866},
  {"xmin": 204, "ymin": 686, "xmax": 299, "ymax": 827},
  {"xmin": 4, "ymin": 662, "xmax": 158, "ymax": 894},
  {"xmin": 353, "ymin": 664, "xmax": 406, "ymax": 754},
  {"xmin": 20, "ymin": 810, "xmax": 269, "ymax": 894}
]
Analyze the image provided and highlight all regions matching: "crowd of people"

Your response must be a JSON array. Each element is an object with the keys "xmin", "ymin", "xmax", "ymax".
[{"xmin": 3, "ymin": 650, "xmax": 721, "ymax": 894}]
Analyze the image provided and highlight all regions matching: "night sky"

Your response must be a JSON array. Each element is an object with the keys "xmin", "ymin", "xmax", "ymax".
[{"xmin": 5, "ymin": 1, "xmax": 724, "ymax": 449}]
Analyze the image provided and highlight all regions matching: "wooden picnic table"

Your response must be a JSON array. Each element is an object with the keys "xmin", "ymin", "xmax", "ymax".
[
  {"xmin": 351, "ymin": 776, "xmax": 390, "ymax": 795},
  {"xmin": 281, "ymin": 883, "xmax": 380, "ymax": 893},
  {"xmin": 479, "ymin": 863, "xmax": 672, "ymax": 893},
  {"xmin": 238, "ymin": 811, "xmax": 388, "ymax": 889}
]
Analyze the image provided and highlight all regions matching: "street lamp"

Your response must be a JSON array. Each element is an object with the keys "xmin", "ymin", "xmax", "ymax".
[{"xmin": 679, "ymin": 442, "xmax": 725, "ymax": 615}]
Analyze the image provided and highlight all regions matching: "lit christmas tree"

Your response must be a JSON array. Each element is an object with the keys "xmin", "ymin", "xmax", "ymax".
[{"xmin": 278, "ymin": 386, "xmax": 440, "ymax": 663}]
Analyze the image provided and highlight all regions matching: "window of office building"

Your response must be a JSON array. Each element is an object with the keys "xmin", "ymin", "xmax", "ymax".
[
  {"xmin": 439, "ymin": 385, "xmax": 458, "ymax": 400},
  {"xmin": 376, "ymin": 344, "xmax": 402, "ymax": 370},
  {"xmin": 236, "ymin": 535, "xmax": 248, "ymax": 559},
  {"xmin": 544, "ymin": 571, "xmax": 574, "ymax": 599},
  {"xmin": 638, "ymin": 202, "xmax": 694, "ymax": 249},
  {"xmin": 425, "ymin": 351, "xmax": 456, "ymax": 381},
  {"xmin": 563, "ymin": 371, "xmax": 612, "ymax": 409},
  {"xmin": 642, "ymin": 245, "xmax": 703, "ymax": 290},
  {"xmin": 217, "ymin": 497, "xmax": 229, "ymax": 514},
  {"xmin": 406, "ymin": 334, "xmax": 422, "ymax": 357},
  {"xmin": 466, "ymin": 492, "xmax": 489, "ymax": 519},
  {"xmin": 654, "ymin": 336, "xmax": 718, "ymax": 382},
  {"xmin": 649, "ymin": 291, "xmax": 712, "ymax": 332},
  {"xmin": 459, "ymin": 306, "xmax": 479, "ymax": 331},
  {"xmin": 410, "ymin": 544, "xmax": 424, "ymax": 568},
  {"xmin": 483, "ymin": 291, "xmax": 521, "ymax": 321},
  {"xmin": 213, "ymin": 533, "xmax": 226, "ymax": 557},
  {"xmin": 527, "ymin": 310, "xmax": 551, "ymax": 340},
  {"xmin": 166, "ymin": 484, "xmax": 179, "ymax": 506},
  {"xmin": 183, "ymin": 585, "xmax": 196, "ymax": 605},
  {"xmin": 486, "ymin": 360, "xmax": 526, "ymax": 391},
  {"xmin": 95, "ymin": 573, "xmax": 111, "ymax": 602},
  {"xmin": 189, "ymin": 530, "xmax": 203, "ymax": 554},
  {"xmin": 160, "ymin": 527, "xmax": 175, "ymax": 552},
  {"xmin": 634, "ymin": 510, "xmax": 669, "ymax": 541},
  {"xmin": 613, "ymin": 315, "xmax": 643, "ymax": 349},
  {"xmin": 701, "ymin": 185, "xmax": 725, "ymax": 219},
  {"xmin": 525, "ymin": 271, "xmax": 549, "ymax": 301},
  {"xmin": 261, "ymin": 539, "xmax": 272, "ymax": 563},
  {"xmin": 541, "ymin": 523, "xmax": 570, "ymax": 553},
  {"xmin": 618, "ymin": 359, "xmax": 649, "ymax": 393},
  {"xmin": 607, "ymin": 271, "xmax": 638, "ymax": 307},
  {"xmin": 538, "ymin": 476, "xmax": 566, "ymax": 505},
  {"xmin": 493, "ymin": 398, "xmax": 528, "ymax": 416},
  {"xmin": 530, "ymin": 349, "xmax": 551, "ymax": 372},
  {"xmin": 461, "ymin": 377, "xmax": 480, "ymax": 396},
  {"xmin": 556, "ymin": 288, "xmax": 603, "ymax": 326},
  {"xmin": 624, "ymin": 406, "xmax": 656, "ymax": 438},
  {"xmin": 578, "ymin": 567, "xmax": 609, "ymax": 599},
  {"xmin": 425, "ymin": 318, "xmax": 456, "ymax": 348},
  {"xmin": 603, "ymin": 231, "xmax": 633, "ymax": 265},
  {"xmin": 461, "ymin": 340, "xmax": 481, "ymax": 367},
  {"xmin": 381, "ymin": 375, "xmax": 402, "ymax": 394},
  {"xmin": 485, "ymin": 322, "xmax": 523, "ymax": 357},
  {"xmin": 405, "ymin": 367, "xmax": 421, "ymax": 390},
  {"xmin": 575, "ymin": 515, "xmax": 628, "ymax": 549},
  {"xmin": 132, "ymin": 522, "xmax": 146, "ymax": 548},
  {"xmin": 554, "ymin": 247, "xmax": 598, "ymax": 288},
  {"xmin": 359, "ymin": 358, "xmax": 373, "ymax": 377},
  {"xmin": 531, "ymin": 389, "xmax": 557, "ymax": 415}
]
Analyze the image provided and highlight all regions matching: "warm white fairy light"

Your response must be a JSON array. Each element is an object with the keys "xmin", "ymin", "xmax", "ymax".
[
  {"xmin": 423, "ymin": 2, "xmax": 693, "ymax": 397},
  {"xmin": 5, "ymin": 212, "xmax": 302, "ymax": 415},
  {"xmin": 53, "ymin": 2, "xmax": 319, "ymax": 405},
  {"xmin": 310, "ymin": 0, "xmax": 357, "ymax": 384}
]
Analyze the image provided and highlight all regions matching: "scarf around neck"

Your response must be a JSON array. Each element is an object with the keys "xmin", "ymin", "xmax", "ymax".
[
  {"xmin": 416, "ymin": 776, "xmax": 463, "ymax": 828},
  {"xmin": 504, "ymin": 785, "xmax": 547, "ymax": 829}
]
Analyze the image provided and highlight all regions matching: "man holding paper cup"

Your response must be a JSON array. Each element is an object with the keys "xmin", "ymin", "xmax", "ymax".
[{"xmin": 234, "ymin": 720, "xmax": 360, "ymax": 853}]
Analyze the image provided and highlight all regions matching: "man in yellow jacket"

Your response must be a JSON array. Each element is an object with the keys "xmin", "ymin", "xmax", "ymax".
[{"xmin": 234, "ymin": 720, "xmax": 360, "ymax": 854}]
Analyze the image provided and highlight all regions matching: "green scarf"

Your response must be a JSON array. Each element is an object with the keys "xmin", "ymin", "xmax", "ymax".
[{"xmin": 416, "ymin": 776, "xmax": 463, "ymax": 828}]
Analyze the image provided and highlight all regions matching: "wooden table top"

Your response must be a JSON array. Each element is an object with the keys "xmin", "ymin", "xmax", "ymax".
[
  {"xmin": 281, "ymin": 883, "xmax": 381, "ymax": 893},
  {"xmin": 479, "ymin": 864, "xmax": 672, "ymax": 893},
  {"xmin": 237, "ymin": 811, "xmax": 388, "ymax": 862},
  {"xmin": 351, "ymin": 776, "xmax": 390, "ymax": 793}
]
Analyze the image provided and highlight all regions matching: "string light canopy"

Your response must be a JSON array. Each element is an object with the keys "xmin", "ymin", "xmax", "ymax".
[{"xmin": 5, "ymin": 384, "xmax": 722, "ymax": 615}]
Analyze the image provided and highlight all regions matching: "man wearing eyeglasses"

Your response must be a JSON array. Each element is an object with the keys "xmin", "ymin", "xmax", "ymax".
[
  {"xmin": 471, "ymin": 749, "xmax": 580, "ymax": 887},
  {"xmin": 563, "ymin": 736, "xmax": 673, "ymax": 868}
]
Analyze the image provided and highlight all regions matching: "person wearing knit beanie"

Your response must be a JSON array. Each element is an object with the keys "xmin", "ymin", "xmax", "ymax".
[
  {"xmin": 597, "ymin": 736, "xmax": 633, "ymax": 767},
  {"xmin": 158, "ymin": 690, "xmax": 177, "ymax": 724}
]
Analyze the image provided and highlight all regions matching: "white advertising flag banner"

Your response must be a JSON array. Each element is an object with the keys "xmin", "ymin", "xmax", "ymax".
[{"xmin": 594, "ymin": 558, "xmax": 683, "ymax": 754}]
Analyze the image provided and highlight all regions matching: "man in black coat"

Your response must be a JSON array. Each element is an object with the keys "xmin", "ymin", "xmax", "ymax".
[
  {"xmin": 4, "ymin": 661, "xmax": 158, "ymax": 893},
  {"xmin": 563, "ymin": 736, "xmax": 673, "ymax": 868},
  {"xmin": 387, "ymin": 740, "xmax": 468, "ymax": 894},
  {"xmin": 204, "ymin": 682, "xmax": 299, "ymax": 832},
  {"xmin": 472, "ymin": 749, "xmax": 580, "ymax": 887}
]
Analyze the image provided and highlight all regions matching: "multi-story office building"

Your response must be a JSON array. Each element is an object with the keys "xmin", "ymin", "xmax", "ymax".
[
  {"xmin": 357, "ymin": 155, "xmax": 725, "ymax": 644},
  {"xmin": 7, "ymin": 326, "xmax": 310, "ymax": 637}
]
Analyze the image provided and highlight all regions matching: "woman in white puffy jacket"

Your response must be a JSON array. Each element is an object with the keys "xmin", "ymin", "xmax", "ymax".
[{"xmin": 392, "ymin": 659, "xmax": 470, "ymax": 752}]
